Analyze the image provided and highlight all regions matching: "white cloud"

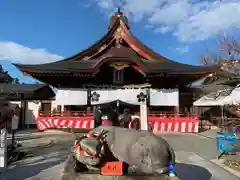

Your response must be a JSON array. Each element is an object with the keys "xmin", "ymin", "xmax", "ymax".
[
  {"xmin": 93, "ymin": 0, "xmax": 240, "ymax": 42},
  {"xmin": 176, "ymin": 46, "xmax": 189, "ymax": 54},
  {"xmin": 97, "ymin": 0, "xmax": 114, "ymax": 9},
  {"xmin": 144, "ymin": 24, "xmax": 154, "ymax": 29},
  {"xmin": 0, "ymin": 41, "xmax": 63, "ymax": 64},
  {"xmin": 176, "ymin": 1, "xmax": 240, "ymax": 41},
  {"xmin": 154, "ymin": 26, "xmax": 169, "ymax": 34},
  {"xmin": 149, "ymin": 1, "xmax": 190, "ymax": 25}
]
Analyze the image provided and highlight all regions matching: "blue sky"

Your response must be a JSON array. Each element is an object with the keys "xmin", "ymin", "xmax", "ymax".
[{"xmin": 0, "ymin": 0, "xmax": 239, "ymax": 83}]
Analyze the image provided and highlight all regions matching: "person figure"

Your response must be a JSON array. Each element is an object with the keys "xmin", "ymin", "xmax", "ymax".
[
  {"xmin": 0, "ymin": 103, "xmax": 14, "ymax": 132},
  {"xmin": 11, "ymin": 105, "xmax": 20, "ymax": 150},
  {"xmin": 130, "ymin": 113, "xmax": 141, "ymax": 130},
  {"xmin": 107, "ymin": 106, "xmax": 119, "ymax": 126},
  {"xmin": 93, "ymin": 106, "xmax": 102, "ymax": 128},
  {"xmin": 122, "ymin": 108, "xmax": 131, "ymax": 128},
  {"xmin": 12, "ymin": 105, "xmax": 20, "ymax": 131}
]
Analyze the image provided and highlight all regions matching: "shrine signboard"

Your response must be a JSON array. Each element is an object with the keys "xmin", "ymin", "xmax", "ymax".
[
  {"xmin": 0, "ymin": 128, "xmax": 7, "ymax": 169},
  {"xmin": 101, "ymin": 161, "xmax": 123, "ymax": 176}
]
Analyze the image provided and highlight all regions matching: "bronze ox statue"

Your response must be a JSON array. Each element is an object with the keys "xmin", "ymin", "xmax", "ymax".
[{"xmin": 71, "ymin": 126, "xmax": 175, "ymax": 175}]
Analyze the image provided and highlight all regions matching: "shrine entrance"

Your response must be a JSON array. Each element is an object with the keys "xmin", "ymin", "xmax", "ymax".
[{"xmin": 99, "ymin": 100, "xmax": 138, "ymax": 115}]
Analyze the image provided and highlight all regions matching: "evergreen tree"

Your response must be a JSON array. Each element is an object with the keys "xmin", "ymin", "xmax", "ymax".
[
  {"xmin": 12, "ymin": 78, "xmax": 20, "ymax": 84},
  {"xmin": 0, "ymin": 65, "xmax": 14, "ymax": 84}
]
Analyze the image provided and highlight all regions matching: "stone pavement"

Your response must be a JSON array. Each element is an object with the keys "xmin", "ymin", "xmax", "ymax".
[
  {"xmin": 160, "ymin": 133, "xmax": 219, "ymax": 160},
  {"xmin": 197, "ymin": 128, "xmax": 221, "ymax": 139},
  {"xmin": 176, "ymin": 151, "xmax": 239, "ymax": 180},
  {"xmin": 161, "ymin": 133, "xmax": 240, "ymax": 180},
  {"xmin": 0, "ymin": 135, "xmax": 72, "ymax": 180},
  {"xmin": 0, "ymin": 130, "xmax": 239, "ymax": 180},
  {"xmin": 7, "ymin": 129, "xmax": 71, "ymax": 141},
  {"xmin": 193, "ymin": 129, "xmax": 240, "ymax": 178}
]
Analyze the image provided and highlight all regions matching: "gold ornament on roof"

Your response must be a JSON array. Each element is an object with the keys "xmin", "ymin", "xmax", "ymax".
[
  {"xmin": 114, "ymin": 27, "xmax": 124, "ymax": 47},
  {"xmin": 110, "ymin": 63, "xmax": 129, "ymax": 71}
]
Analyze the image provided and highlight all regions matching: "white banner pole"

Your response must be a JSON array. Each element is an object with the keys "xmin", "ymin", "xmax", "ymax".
[
  {"xmin": 140, "ymin": 102, "xmax": 148, "ymax": 130},
  {"xmin": 0, "ymin": 128, "xmax": 7, "ymax": 169}
]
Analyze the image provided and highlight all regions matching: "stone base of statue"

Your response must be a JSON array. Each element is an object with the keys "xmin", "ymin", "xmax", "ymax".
[{"xmin": 60, "ymin": 154, "xmax": 179, "ymax": 180}]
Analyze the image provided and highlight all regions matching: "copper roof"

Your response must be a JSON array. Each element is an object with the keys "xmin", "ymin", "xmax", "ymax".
[{"xmin": 13, "ymin": 9, "xmax": 218, "ymax": 87}]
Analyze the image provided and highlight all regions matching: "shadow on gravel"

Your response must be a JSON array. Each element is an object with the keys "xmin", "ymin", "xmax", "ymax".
[
  {"xmin": 0, "ymin": 140, "xmax": 72, "ymax": 180},
  {"xmin": 1, "ymin": 154, "xmax": 68, "ymax": 180},
  {"xmin": 14, "ymin": 133, "xmax": 73, "ymax": 141},
  {"xmin": 14, "ymin": 128, "xmax": 89, "ymax": 141},
  {"xmin": 176, "ymin": 163, "xmax": 212, "ymax": 180}
]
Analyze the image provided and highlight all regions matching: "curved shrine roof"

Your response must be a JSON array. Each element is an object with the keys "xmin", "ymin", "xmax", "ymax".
[
  {"xmin": 13, "ymin": 9, "xmax": 218, "ymax": 85},
  {"xmin": 14, "ymin": 55, "xmax": 215, "ymax": 75}
]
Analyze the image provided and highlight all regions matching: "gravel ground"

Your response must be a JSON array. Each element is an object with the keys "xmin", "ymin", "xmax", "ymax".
[
  {"xmin": 161, "ymin": 133, "xmax": 240, "ymax": 180},
  {"xmin": 0, "ymin": 135, "xmax": 73, "ymax": 180},
  {"xmin": 0, "ymin": 132, "xmax": 239, "ymax": 180}
]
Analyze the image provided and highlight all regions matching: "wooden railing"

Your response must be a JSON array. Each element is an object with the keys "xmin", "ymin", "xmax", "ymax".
[
  {"xmin": 148, "ymin": 112, "xmax": 197, "ymax": 118},
  {"xmin": 39, "ymin": 111, "xmax": 94, "ymax": 117},
  {"xmin": 199, "ymin": 117, "xmax": 240, "ymax": 131},
  {"xmin": 39, "ymin": 110, "xmax": 197, "ymax": 118}
]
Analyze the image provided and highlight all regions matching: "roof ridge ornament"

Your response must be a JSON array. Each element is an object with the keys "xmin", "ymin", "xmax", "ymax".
[
  {"xmin": 113, "ymin": 0, "xmax": 124, "ymax": 14},
  {"xmin": 109, "ymin": 6, "xmax": 129, "ymax": 29},
  {"xmin": 117, "ymin": 7, "xmax": 122, "ymax": 16}
]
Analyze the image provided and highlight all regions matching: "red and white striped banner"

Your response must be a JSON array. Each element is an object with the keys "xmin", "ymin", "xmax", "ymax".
[
  {"xmin": 37, "ymin": 116, "xmax": 199, "ymax": 133},
  {"xmin": 148, "ymin": 117, "xmax": 199, "ymax": 133},
  {"xmin": 37, "ymin": 117, "xmax": 94, "ymax": 131}
]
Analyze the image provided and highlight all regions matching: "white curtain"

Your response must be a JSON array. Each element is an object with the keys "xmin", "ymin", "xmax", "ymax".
[
  {"xmin": 150, "ymin": 89, "xmax": 179, "ymax": 106},
  {"xmin": 117, "ymin": 89, "xmax": 147, "ymax": 105},
  {"xmin": 55, "ymin": 89, "xmax": 88, "ymax": 105},
  {"xmin": 90, "ymin": 90, "xmax": 116, "ymax": 105},
  {"xmin": 90, "ymin": 89, "xmax": 147, "ymax": 105}
]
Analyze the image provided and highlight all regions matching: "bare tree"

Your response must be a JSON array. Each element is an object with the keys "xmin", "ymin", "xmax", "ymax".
[
  {"xmin": 12, "ymin": 78, "xmax": 20, "ymax": 84},
  {"xmin": 201, "ymin": 35, "xmax": 240, "ymax": 76}
]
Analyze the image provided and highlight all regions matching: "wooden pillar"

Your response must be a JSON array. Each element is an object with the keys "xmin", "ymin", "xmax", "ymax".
[
  {"xmin": 61, "ymin": 104, "xmax": 64, "ymax": 116},
  {"xmin": 175, "ymin": 87, "xmax": 180, "ymax": 117},
  {"xmin": 87, "ymin": 88, "xmax": 91, "ymax": 106},
  {"xmin": 175, "ymin": 106, "xmax": 179, "ymax": 117},
  {"xmin": 140, "ymin": 102, "xmax": 148, "ymax": 130},
  {"xmin": 194, "ymin": 106, "xmax": 199, "ymax": 115},
  {"xmin": 20, "ymin": 94, "xmax": 26, "ymax": 129},
  {"xmin": 116, "ymin": 99, "xmax": 119, "ymax": 114}
]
